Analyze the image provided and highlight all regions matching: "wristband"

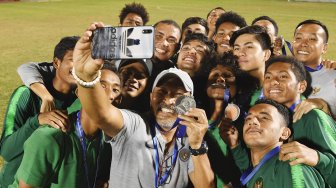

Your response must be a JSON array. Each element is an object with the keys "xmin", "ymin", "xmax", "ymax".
[
  {"xmin": 72, "ymin": 67, "xmax": 101, "ymax": 88},
  {"xmin": 189, "ymin": 141, "xmax": 208, "ymax": 156}
]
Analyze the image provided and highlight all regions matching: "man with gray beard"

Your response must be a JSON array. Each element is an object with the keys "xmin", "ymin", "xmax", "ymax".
[{"xmin": 72, "ymin": 22, "xmax": 214, "ymax": 188}]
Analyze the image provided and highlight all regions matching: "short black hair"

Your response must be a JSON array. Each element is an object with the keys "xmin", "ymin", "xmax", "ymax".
[
  {"xmin": 266, "ymin": 55, "xmax": 306, "ymax": 82},
  {"xmin": 54, "ymin": 36, "xmax": 79, "ymax": 61},
  {"xmin": 206, "ymin": 7, "xmax": 225, "ymax": 19},
  {"xmin": 255, "ymin": 98, "xmax": 291, "ymax": 127},
  {"xmin": 119, "ymin": 2, "xmax": 149, "ymax": 25},
  {"xmin": 229, "ymin": 25, "xmax": 272, "ymax": 50},
  {"xmin": 182, "ymin": 17, "xmax": 209, "ymax": 35},
  {"xmin": 212, "ymin": 51, "xmax": 239, "ymax": 72},
  {"xmin": 154, "ymin": 19, "xmax": 181, "ymax": 34},
  {"xmin": 252, "ymin": 15, "xmax": 279, "ymax": 36},
  {"xmin": 184, "ymin": 33, "xmax": 214, "ymax": 76},
  {"xmin": 102, "ymin": 61, "xmax": 118, "ymax": 72},
  {"xmin": 295, "ymin": 19, "xmax": 329, "ymax": 43},
  {"xmin": 215, "ymin": 11, "xmax": 247, "ymax": 34}
]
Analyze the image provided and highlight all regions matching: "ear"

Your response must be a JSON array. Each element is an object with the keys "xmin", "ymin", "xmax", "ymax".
[
  {"xmin": 298, "ymin": 80, "xmax": 307, "ymax": 94},
  {"xmin": 149, "ymin": 92, "xmax": 153, "ymax": 107},
  {"xmin": 322, "ymin": 43, "xmax": 328, "ymax": 55},
  {"xmin": 263, "ymin": 49, "xmax": 272, "ymax": 62},
  {"xmin": 75, "ymin": 88, "xmax": 79, "ymax": 97},
  {"xmin": 53, "ymin": 57, "xmax": 61, "ymax": 70},
  {"xmin": 280, "ymin": 127, "xmax": 291, "ymax": 141}
]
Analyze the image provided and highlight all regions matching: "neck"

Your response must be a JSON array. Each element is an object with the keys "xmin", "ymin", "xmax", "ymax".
[
  {"xmin": 210, "ymin": 99, "xmax": 225, "ymax": 121},
  {"xmin": 250, "ymin": 143, "xmax": 281, "ymax": 167},
  {"xmin": 53, "ymin": 77, "xmax": 73, "ymax": 94},
  {"xmin": 304, "ymin": 58, "xmax": 322, "ymax": 69},
  {"xmin": 159, "ymin": 127, "xmax": 177, "ymax": 144},
  {"xmin": 80, "ymin": 110, "xmax": 100, "ymax": 139},
  {"xmin": 284, "ymin": 95, "xmax": 301, "ymax": 109},
  {"xmin": 249, "ymin": 68, "xmax": 264, "ymax": 87}
]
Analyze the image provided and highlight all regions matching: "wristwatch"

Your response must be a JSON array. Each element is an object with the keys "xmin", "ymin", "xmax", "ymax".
[{"xmin": 189, "ymin": 141, "xmax": 208, "ymax": 156}]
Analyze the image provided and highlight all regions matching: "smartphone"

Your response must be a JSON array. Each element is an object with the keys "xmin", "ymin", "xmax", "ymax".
[{"xmin": 92, "ymin": 26, "xmax": 154, "ymax": 60}]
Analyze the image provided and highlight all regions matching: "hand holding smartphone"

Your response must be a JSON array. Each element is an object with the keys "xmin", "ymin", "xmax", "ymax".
[{"xmin": 92, "ymin": 26, "xmax": 154, "ymax": 60}]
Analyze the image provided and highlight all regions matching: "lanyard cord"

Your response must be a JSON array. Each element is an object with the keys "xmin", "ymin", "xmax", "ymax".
[
  {"xmin": 240, "ymin": 146, "xmax": 280, "ymax": 186},
  {"xmin": 305, "ymin": 64, "xmax": 323, "ymax": 72},
  {"xmin": 75, "ymin": 111, "xmax": 102, "ymax": 188},
  {"xmin": 150, "ymin": 124, "xmax": 179, "ymax": 188}
]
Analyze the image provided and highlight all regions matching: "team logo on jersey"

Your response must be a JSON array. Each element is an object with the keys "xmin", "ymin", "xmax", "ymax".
[
  {"xmin": 253, "ymin": 177, "xmax": 263, "ymax": 188},
  {"xmin": 179, "ymin": 148, "xmax": 190, "ymax": 162}
]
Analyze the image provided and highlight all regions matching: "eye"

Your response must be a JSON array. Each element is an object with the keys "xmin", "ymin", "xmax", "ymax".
[
  {"xmin": 233, "ymin": 47, "xmax": 239, "ymax": 51},
  {"xmin": 113, "ymin": 88, "xmax": 120, "ymax": 94},
  {"xmin": 101, "ymin": 83, "xmax": 107, "ymax": 89},
  {"xmin": 264, "ymin": 74, "xmax": 271, "ymax": 80}
]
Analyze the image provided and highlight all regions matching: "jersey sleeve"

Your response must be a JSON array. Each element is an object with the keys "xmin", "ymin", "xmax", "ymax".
[
  {"xmin": 14, "ymin": 128, "xmax": 63, "ymax": 187},
  {"xmin": 0, "ymin": 86, "xmax": 40, "ymax": 161},
  {"xmin": 17, "ymin": 62, "xmax": 55, "ymax": 86}
]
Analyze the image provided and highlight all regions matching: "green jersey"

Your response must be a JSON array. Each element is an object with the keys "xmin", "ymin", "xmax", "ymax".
[{"xmin": 10, "ymin": 112, "xmax": 104, "ymax": 188}]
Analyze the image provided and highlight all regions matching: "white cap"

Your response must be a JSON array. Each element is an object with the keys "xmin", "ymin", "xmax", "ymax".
[{"xmin": 152, "ymin": 68, "xmax": 194, "ymax": 95}]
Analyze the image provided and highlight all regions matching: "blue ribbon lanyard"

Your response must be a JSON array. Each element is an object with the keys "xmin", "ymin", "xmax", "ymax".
[
  {"xmin": 150, "ymin": 124, "xmax": 179, "ymax": 188},
  {"xmin": 75, "ymin": 111, "xmax": 102, "ymax": 188},
  {"xmin": 289, "ymin": 100, "xmax": 302, "ymax": 112},
  {"xmin": 240, "ymin": 146, "xmax": 280, "ymax": 186},
  {"xmin": 259, "ymin": 89, "xmax": 264, "ymax": 100},
  {"xmin": 305, "ymin": 64, "xmax": 323, "ymax": 72}
]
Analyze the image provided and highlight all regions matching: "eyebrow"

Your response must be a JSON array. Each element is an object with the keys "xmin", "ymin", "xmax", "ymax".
[{"xmin": 234, "ymin": 42, "xmax": 254, "ymax": 47}]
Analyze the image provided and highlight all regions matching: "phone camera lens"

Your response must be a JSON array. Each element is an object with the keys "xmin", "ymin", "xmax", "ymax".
[{"xmin": 142, "ymin": 29, "xmax": 152, "ymax": 34}]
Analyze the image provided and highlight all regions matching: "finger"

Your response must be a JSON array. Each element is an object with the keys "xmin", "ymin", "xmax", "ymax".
[
  {"xmin": 289, "ymin": 158, "xmax": 305, "ymax": 166},
  {"xmin": 48, "ymin": 120, "xmax": 61, "ymax": 130},
  {"xmin": 185, "ymin": 108, "xmax": 207, "ymax": 123}
]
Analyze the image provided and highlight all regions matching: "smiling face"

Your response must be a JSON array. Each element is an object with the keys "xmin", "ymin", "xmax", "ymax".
[
  {"xmin": 214, "ymin": 22, "xmax": 240, "ymax": 54},
  {"xmin": 176, "ymin": 40, "xmax": 208, "ymax": 77},
  {"xmin": 119, "ymin": 62, "xmax": 149, "ymax": 98},
  {"xmin": 55, "ymin": 50, "xmax": 76, "ymax": 87},
  {"xmin": 292, "ymin": 23, "xmax": 328, "ymax": 67},
  {"xmin": 243, "ymin": 103, "xmax": 286, "ymax": 149},
  {"xmin": 263, "ymin": 62, "xmax": 306, "ymax": 108},
  {"xmin": 181, "ymin": 24, "xmax": 207, "ymax": 42},
  {"xmin": 150, "ymin": 76, "xmax": 190, "ymax": 131},
  {"xmin": 154, "ymin": 23, "xmax": 181, "ymax": 62},
  {"xmin": 207, "ymin": 65, "xmax": 236, "ymax": 100}
]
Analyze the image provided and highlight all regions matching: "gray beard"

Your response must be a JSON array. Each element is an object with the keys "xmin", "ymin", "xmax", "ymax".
[{"xmin": 157, "ymin": 119, "xmax": 176, "ymax": 131}]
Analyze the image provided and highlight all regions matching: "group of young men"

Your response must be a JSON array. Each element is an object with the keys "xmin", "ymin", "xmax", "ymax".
[{"xmin": 0, "ymin": 2, "xmax": 335, "ymax": 188}]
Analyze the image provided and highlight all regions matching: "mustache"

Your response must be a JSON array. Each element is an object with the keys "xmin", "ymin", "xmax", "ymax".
[{"xmin": 159, "ymin": 103, "xmax": 175, "ymax": 110}]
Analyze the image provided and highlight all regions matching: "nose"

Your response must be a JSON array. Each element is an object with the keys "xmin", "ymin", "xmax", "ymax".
[
  {"xmin": 247, "ymin": 117, "xmax": 259, "ymax": 127},
  {"xmin": 270, "ymin": 77, "xmax": 280, "ymax": 85},
  {"xmin": 216, "ymin": 76, "xmax": 226, "ymax": 85},
  {"xmin": 188, "ymin": 47, "xmax": 197, "ymax": 55},
  {"xmin": 106, "ymin": 88, "xmax": 115, "ymax": 103},
  {"xmin": 163, "ymin": 95, "xmax": 177, "ymax": 105}
]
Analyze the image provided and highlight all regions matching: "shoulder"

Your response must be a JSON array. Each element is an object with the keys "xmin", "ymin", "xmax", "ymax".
[{"xmin": 26, "ymin": 126, "xmax": 66, "ymax": 147}]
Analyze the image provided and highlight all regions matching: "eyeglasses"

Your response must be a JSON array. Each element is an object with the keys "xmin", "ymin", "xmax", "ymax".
[
  {"xmin": 180, "ymin": 45, "xmax": 207, "ymax": 56},
  {"xmin": 155, "ymin": 33, "xmax": 178, "ymax": 45}
]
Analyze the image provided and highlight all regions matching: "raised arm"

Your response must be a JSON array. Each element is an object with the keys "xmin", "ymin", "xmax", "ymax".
[
  {"xmin": 73, "ymin": 22, "xmax": 124, "ymax": 137},
  {"xmin": 17, "ymin": 62, "xmax": 56, "ymax": 112}
]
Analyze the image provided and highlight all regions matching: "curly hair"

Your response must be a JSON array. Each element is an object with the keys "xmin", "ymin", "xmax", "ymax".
[
  {"xmin": 119, "ymin": 3, "xmax": 149, "ymax": 25},
  {"xmin": 215, "ymin": 11, "xmax": 247, "ymax": 34}
]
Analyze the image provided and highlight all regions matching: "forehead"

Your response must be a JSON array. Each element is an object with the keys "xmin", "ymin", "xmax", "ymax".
[
  {"xmin": 120, "ymin": 62, "xmax": 146, "ymax": 71},
  {"xmin": 218, "ymin": 22, "xmax": 240, "ymax": 31},
  {"xmin": 63, "ymin": 50, "xmax": 73, "ymax": 58},
  {"xmin": 155, "ymin": 23, "xmax": 181, "ymax": 37},
  {"xmin": 211, "ymin": 64, "xmax": 233, "ymax": 73},
  {"xmin": 101, "ymin": 70, "xmax": 121, "ymax": 84},
  {"xmin": 234, "ymin": 33, "xmax": 259, "ymax": 45},
  {"xmin": 184, "ymin": 40, "xmax": 206, "ymax": 47},
  {"xmin": 295, "ymin": 23, "xmax": 326, "ymax": 36},
  {"xmin": 254, "ymin": 20, "xmax": 274, "ymax": 29},
  {"xmin": 249, "ymin": 103, "xmax": 277, "ymax": 116},
  {"xmin": 185, "ymin": 24, "xmax": 206, "ymax": 31},
  {"xmin": 208, "ymin": 9, "xmax": 225, "ymax": 17},
  {"xmin": 267, "ymin": 62, "xmax": 292, "ymax": 72},
  {"xmin": 124, "ymin": 13, "xmax": 143, "ymax": 21}
]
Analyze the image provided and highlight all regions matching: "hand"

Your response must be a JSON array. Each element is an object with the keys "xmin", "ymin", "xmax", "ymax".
[
  {"xmin": 178, "ymin": 108, "xmax": 208, "ymax": 149},
  {"xmin": 218, "ymin": 118, "xmax": 239, "ymax": 149},
  {"xmin": 293, "ymin": 98, "xmax": 328, "ymax": 122},
  {"xmin": 73, "ymin": 22, "xmax": 105, "ymax": 82},
  {"xmin": 38, "ymin": 110, "xmax": 70, "ymax": 132},
  {"xmin": 322, "ymin": 59, "xmax": 336, "ymax": 70},
  {"xmin": 40, "ymin": 94, "xmax": 55, "ymax": 113},
  {"xmin": 279, "ymin": 141, "xmax": 319, "ymax": 167}
]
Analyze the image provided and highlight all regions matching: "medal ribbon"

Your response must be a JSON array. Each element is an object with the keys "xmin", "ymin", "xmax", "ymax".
[
  {"xmin": 75, "ymin": 111, "xmax": 102, "ymax": 188},
  {"xmin": 305, "ymin": 64, "xmax": 323, "ymax": 72},
  {"xmin": 240, "ymin": 146, "xmax": 280, "ymax": 186},
  {"xmin": 289, "ymin": 100, "xmax": 302, "ymax": 112}
]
